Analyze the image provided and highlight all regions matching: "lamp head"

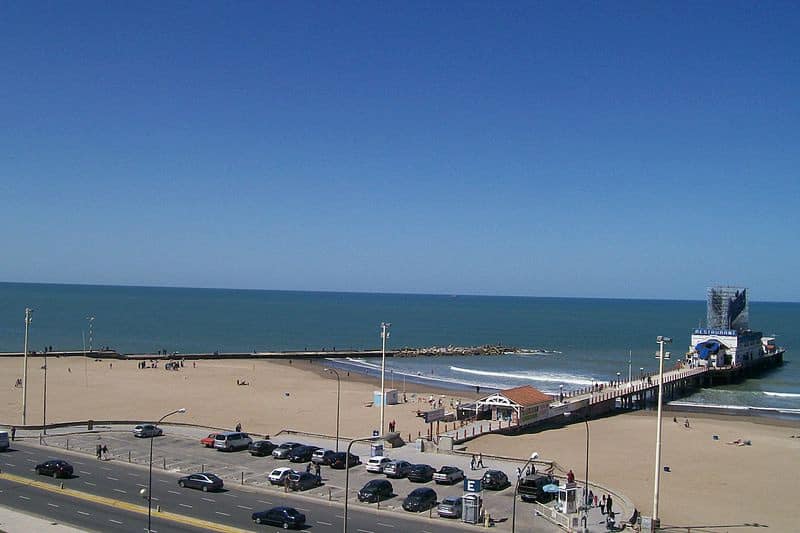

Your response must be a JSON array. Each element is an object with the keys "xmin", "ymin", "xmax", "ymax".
[
  {"xmin": 530, "ymin": 452, "xmax": 539, "ymax": 460},
  {"xmin": 177, "ymin": 408, "xmax": 186, "ymax": 414},
  {"xmin": 656, "ymin": 336, "xmax": 672, "ymax": 343}
]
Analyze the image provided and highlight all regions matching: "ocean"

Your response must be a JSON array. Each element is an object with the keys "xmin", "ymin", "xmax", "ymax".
[{"xmin": 1, "ymin": 282, "xmax": 797, "ymax": 416}]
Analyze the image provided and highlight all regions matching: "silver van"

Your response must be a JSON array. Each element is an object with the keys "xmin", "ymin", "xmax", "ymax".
[
  {"xmin": 213, "ymin": 432, "xmax": 252, "ymax": 452},
  {"xmin": 0, "ymin": 431, "xmax": 9, "ymax": 451}
]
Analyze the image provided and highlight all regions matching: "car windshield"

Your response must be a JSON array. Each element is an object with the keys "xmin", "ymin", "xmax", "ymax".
[{"xmin": 443, "ymin": 497, "xmax": 460, "ymax": 505}]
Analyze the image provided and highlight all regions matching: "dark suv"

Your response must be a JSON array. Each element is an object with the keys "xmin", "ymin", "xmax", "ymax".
[
  {"xmin": 481, "ymin": 469, "xmax": 510, "ymax": 490},
  {"xmin": 519, "ymin": 473, "xmax": 556, "ymax": 503},
  {"xmin": 357, "ymin": 479, "xmax": 393, "ymax": 503},
  {"xmin": 407, "ymin": 463, "xmax": 435, "ymax": 483},
  {"xmin": 287, "ymin": 472, "xmax": 321, "ymax": 491}
]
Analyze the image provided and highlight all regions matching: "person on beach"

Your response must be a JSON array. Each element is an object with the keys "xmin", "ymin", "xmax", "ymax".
[{"xmin": 684, "ymin": 418, "xmax": 690, "ymax": 428}]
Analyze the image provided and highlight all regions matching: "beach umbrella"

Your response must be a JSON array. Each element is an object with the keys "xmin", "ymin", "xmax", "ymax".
[{"xmin": 543, "ymin": 484, "xmax": 560, "ymax": 493}]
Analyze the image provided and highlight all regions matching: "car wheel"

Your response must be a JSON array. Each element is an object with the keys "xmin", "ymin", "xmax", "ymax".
[
  {"xmin": 282, "ymin": 522, "xmax": 289, "ymax": 529},
  {"xmin": 202, "ymin": 485, "xmax": 208, "ymax": 492},
  {"xmin": 255, "ymin": 517, "xmax": 262, "ymax": 524},
  {"xmin": 179, "ymin": 481, "xmax": 185, "ymax": 488}
]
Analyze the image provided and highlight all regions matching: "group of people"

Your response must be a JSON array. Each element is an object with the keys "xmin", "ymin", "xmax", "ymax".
[
  {"xmin": 388, "ymin": 420, "xmax": 397, "ymax": 432},
  {"xmin": 305, "ymin": 462, "xmax": 322, "ymax": 476},
  {"xmin": 469, "ymin": 453, "xmax": 485, "ymax": 470},
  {"xmin": 95, "ymin": 443, "xmax": 110, "ymax": 460}
]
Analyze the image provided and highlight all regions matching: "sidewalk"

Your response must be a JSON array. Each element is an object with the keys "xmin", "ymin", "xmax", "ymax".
[{"xmin": 0, "ymin": 505, "xmax": 85, "ymax": 533}]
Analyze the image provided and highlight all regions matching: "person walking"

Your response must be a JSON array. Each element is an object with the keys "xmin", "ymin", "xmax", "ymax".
[
  {"xmin": 96, "ymin": 444, "xmax": 102, "ymax": 460},
  {"xmin": 101, "ymin": 444, "xmax": 108, "ymax": 460},
  {"xmin": 10, "ymin": 426, "xmax": 15, "ymax": 441},
  {"xmin": 306, "ymin": 463, "xmax": 312, "ymax": 473},
  {"xmin": 314, "ymin": 463, "xmax": 321, "ymax": 477},
  {"xmin": 606, "ymin": 494, "xmax": 613, "ymax": 517},
  {"xmin": 567, "ymin": 469, "xmax": 575, "ymax": 483},
  {"xmin": 477, "ymin": 453, "xmax": 484, "ymax": 468},
  {"xmin": 600, "ymin": 494, "xmax": 606, "ymax": 515},
  {"xmin": 235, "ymin": 421, "xmax": 242, "ymax": 432}
]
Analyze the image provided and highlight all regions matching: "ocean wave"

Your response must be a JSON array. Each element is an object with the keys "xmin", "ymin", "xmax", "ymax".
[
  {"xmin": 669, "ymin": 401, "xmax": 800, "ymax": 415},
  {"xmin": 763, "ymin": 391, "xmax": 800, "ymax": 399},
  {"xmin": 450, "ymin": 366, "xmax": 594, "ymax": 386}
]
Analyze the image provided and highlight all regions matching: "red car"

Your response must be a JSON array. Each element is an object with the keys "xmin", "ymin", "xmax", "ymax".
[{"xmin": 200, "ymin": 433, "xmax": 220, "ymax": 448}]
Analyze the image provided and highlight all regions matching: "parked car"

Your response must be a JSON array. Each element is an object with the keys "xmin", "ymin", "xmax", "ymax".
[
  {"xmin": 365, "ymin": 456, "xmax": 393, "ymax": 473},
  {"xmin": 329, "ymin": 452, "xmax": 361, "ymax": 469},
  {"xmin": 402, "ymin": 487, "xmax": 438, "ymax": 512},
  {"xmin": 383, "ymin": 460, "xmax": 412, "ymax": 479},
  {"xmin": 268, "ymin": 467, "xmax": 295, "ymax": 486},
  {"xmin": 288, "ymin": 445, "xmax": 321, "ymax": 463},
  {"xmin": 434, "ymin": 466, "xmax": 465, "ymax": 485},
  {"xmin": 214, "ymin": 431, "xmax": 252, "ymax": 452},
  {"xmin": 0, "ymin": 431, "xmax": 9, "ymax": 451},
  {"xmin": 437, "ymin": 496, "xmax": 463, "ymax": 518},
  {"xmin": 200, "ymin": 433, "xmax": 219, "ymax": 448},
  {"xmin": 287, "ymin": 471, "xmax": 321, "ymax": 491},
  {"xmin": 133, "ymin": 424, "xmax": 162, "ymax": 438},
  {"xmin": 249, "ymin": 440, "xmax": 277, "ymax": 456},
  {"xmin": 357, "ymin": 479, "xmax": 393, "ymax": 503},
  {"xmin": 251, "ymin": 506, "xmax": 306, "ymax": 529},
  {"xmin": 481, "ymin": 469, "xmax": 511, "ymax": 490},
  {"xmin": 35, "ymin": 459, "xmax": 73, "ymax": 478},
  {"xmin": 311, "ymin": 448, "xmax": 337, "ymax": 465},
  {"xmin": 519, "ymin": 473, "xmax": 556, "ymax": 503},
  {"xmin": 272, "ymin": 442, "xmax": 304, "ymax": 459},
  {"xmin": 177, "ymin": 473, "xmax": 224, "ymax": 492},
  {"xmin": 407, "ymin": 463, "xmax": 435, "ymax": 483}
]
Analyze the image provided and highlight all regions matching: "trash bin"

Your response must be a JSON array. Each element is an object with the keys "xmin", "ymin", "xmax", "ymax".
[{"xmin": 87, "ymin": 420, "xmax": 93, "ymax": 430}]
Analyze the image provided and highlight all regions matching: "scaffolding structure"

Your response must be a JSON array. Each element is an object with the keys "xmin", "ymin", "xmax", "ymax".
[{"xmin": 707, "ymin": 286, "xmax": 749, "ymax": 332}]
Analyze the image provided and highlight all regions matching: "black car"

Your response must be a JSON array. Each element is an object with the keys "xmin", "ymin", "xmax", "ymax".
[
  {"xmin": 407, "ymin": 463, "xmax": 435, "ymax": 483},
  {"xmin": 252, "ymin": 506, "xmax": 306, "ymax": 529},
  {"xmin": 249, "ymin": 440, "xmax": 277, "ymax": 457},
  {"xmin": 288, "ymin": 445, "xmax": 321, "ymax": 463},
  {"xmin": 402, "ymin": 487, "xmax": 438, "ymax": 512},
  {"xmin": 287, "ymin": 471, "xmax": 321, "ymax": 491},
  {"xmin": 481, "ymin": 469, "xmax": 511, "ymax": 490},
  {"xmin": 177, "ymin": 473, "xmax": 224, "ymax": 492},
  {"xmin": 519, "ymin": 473, "xmax": 556, "ymax": 503},
  {"xmin": 357, "ymin": 479, "xmax": 393, "ymax": 503},
  {"xmin": 330, "ymin": 452, "xmax": 361, "ymax": 469},
  {"xmin": 35, "ymin": 459, "xmax": 73, "ymax": 478}
]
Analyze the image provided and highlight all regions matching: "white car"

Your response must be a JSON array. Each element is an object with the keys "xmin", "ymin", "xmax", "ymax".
[
  {"xmin": 268, "ymin": 467, "xmax": 295, "ymax": 486},
  {"xmin": 365, "ymin": 456, "xmax": 392, "ymax": 473}
]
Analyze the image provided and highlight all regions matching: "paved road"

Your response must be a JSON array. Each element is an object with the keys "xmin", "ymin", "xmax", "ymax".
[{"xmin": 1, "ymin": 441, "xmax": 482, "ymax": 532}]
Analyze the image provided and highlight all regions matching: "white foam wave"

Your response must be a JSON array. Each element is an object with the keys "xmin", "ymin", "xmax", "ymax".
[
  {"xmin": 669, "ymin": 401, "xmax": 800, "ymax": 415},
  {"xmin": 450, "ymin": 366, "xmax": 594, "ymax": 386},
  {"xmin": 763, "ymin": 391, "xmax": 800, "ymax": 399}
]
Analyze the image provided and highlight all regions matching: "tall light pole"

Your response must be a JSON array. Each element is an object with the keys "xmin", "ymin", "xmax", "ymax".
[
  {"xmin": 344, "ymin": 435, "xmax": 382, "ymax": 533},
  {"xmin": 148, "ymin": 408, "xmax": 186, "ymax": 532},
  {"xmin": 511, "ymin": 451, "xmax": 539, "ymax": 533},
  {"xmin": 42, "ymin": 350, "xmax": 48, "ymax": 434},
  {"xmin": 653, "ymin": 335, "xmax": 672, "ymax": 526},
  {"xmin": 87, "ymin": 316, "xmax": 95, "ymax": 353},
  {"xmin": 379, "ymin": 322, "xmax": 391, "ymax": 435},
  {"xmin": 325, "ymin": 368, "xmax": 341, "ymax": 452},
  {"xmin": 22, "ymin": 308, "xmax": 33, "ymax": 425},
  {"xmin": 628, "ymin": 350, "xmax": 633, "ymax": 383},
  {"xmin": 565, "ymin": 409, "xmax": 591, "ymax": 531}
]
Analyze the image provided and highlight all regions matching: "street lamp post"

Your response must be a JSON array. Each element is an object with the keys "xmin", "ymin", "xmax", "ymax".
[
  {"xmin": 325, "ymin": 368, "xmax": 341, "ymax": 452},
  {"xmin": 344, "ymin": 435, "xmax": 382, "ymax": 533},
  {"xmin": 22, "ymin": 308, "xmax": 33, "ymax": 426},
  {"xmin": 616, "ymin": 371, "xmax": 621, "ymax": 386},
  {"xmin": 628, "ymin": 350, "xmax": 633, "ymax": 383},
  {"xmin": 87, "ymin": 316, "xmax": 95, "ymax": 353},
  {"xmin": 564, "ymin": 410, "xmax": 591, "ymax": 531},
  {"xmin": 148, "ymin": 408, "xmax": 186, "ymax": 532},
  {"xmin": 511, "ymin": 451, "xmax": 539, "ymax": 533},
  {"xmin": 42, "ymin": 351, "xmax": 48, "ymax": 435},
  {"xmin": 652, "ymin": 336, "xmax": 672, "ymax": 526},
  {"xmin": 379, "ymin": 322, "xmax": 390, "ymax": 435}
]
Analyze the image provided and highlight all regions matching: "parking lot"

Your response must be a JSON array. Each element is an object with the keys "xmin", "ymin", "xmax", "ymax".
[{"xmin": 37, "ymin": 423, "xmax": 520, "ymax": 521}]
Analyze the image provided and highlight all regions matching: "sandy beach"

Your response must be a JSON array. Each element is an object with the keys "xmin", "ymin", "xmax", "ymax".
[{"xmin": 2, "ymin": 356, "xmax": 799, "ymax": 531}]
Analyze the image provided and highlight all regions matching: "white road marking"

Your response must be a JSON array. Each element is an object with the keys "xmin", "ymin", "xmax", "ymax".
[
  {"xmin": 47, "ymin": 503, "xmax": 60, "ymax": 508},
  {"xmin": 167, "ymin": 490, "xmax": 180, "ymax": 495},
  {"xmin": 25, "ymin": 458, "xmax": 36, "ymax": 463},
  {"xmin": 109, "ymin": 519, "xmax": 123, "ymax": 525},
  {"xmin": 79, "ymin": 471, "xmax": 91, "ymax": 475},
  {"xmin": 258, "ymin": 500, "xmax": 272, "ymax": 504},
  {"xmin": 157, "ymin": 479, "xmax": 168, "ymax": 484},
  {"xmin": 179, "ymin": 503, "xmax": 192, "ymax": 508},
  {"xmin": 202, "ymin": 497, "xmax": 216, "ymax": 503},
  {"xmin": 215, "ymin": 511, "xmax": 231, "ymax": 517},
  {"xmin": 377, "ymin": 524, "xmax": 394, "ymax": 528},
  {"xmin": 19, "ymin": 495, "xmax": 31, "ymax": 500},
  {"xmin": 237, "ymin": 505, "xmax": 253, "ymax": 510},
  {"xmin": 128, "ymin": 473, "xmax": 139, "ymax": 477},
  {"xmin": 113, "ymin": 489, "xmax": 127, "ymax": 494},
  {"xmin": 223, "ymin": 493, "xmax": 237, "ymax": 498},
  {"xmin": 107, "ymin": 476, "xmax": 119, "ymax": 481},
  {"xmin": 4, "ymin": 463, "xmax": 16, "ymax": 467},
  {"xmin": 317, "ymin": 521, "xmax": 333, "ymax": 526},
  {"xmin": 77, "ymin": 511, "xmax": 90, "ymax": 516},
  {"xmin": 136, "ymin": 483, "xmax": 147, "ymax": 488},
  {"xmin": 84, "ymin": 481, "xmax": 96, "ymax": 486},
  {"xmin": 356, "ymin": 529, "xmax": 374, "ymax": 533}
]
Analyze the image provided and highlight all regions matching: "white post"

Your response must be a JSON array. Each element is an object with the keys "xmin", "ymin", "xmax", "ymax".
[
  {"xmin": 628, "ymin": 350, "xmax": 632, "ymax": 383},
  {"xmin": 653, "ymin": 335, "xmax": 671, "ymax": 523},
  {"xmin": 22, "ymin": 308, "xmax": 33, "ymax": 425},
  {"xmin": 379, "ymin": 322, "xmax": 390, "ymax": 435}
]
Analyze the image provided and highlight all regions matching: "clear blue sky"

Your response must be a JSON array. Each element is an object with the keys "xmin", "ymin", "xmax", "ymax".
[{"xmin": 1, "ymin": 2, "xmax": 798, "ymax": 301}]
